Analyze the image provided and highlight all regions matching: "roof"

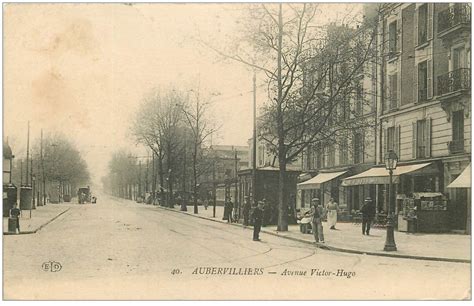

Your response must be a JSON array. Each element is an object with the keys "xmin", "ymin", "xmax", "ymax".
[
  {"xmin": 447, "ymin": 164, "xmax": 471, "ymax": 189},
  {"xmin": 341, "ymin": 163, "xmax": 432, "ymax": 186},
  {"xmin": 297, "ymin": 171, "xmax": 347, "ymax": 190}
]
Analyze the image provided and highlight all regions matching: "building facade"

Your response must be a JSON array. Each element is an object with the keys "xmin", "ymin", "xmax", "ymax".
[
  {"xmin": 338, "ymin": 3, "xmax": 471, "ymax": 232},
  {"xmin": 297, "ymin": 12, "xmax": 379, "ymax": 214}
]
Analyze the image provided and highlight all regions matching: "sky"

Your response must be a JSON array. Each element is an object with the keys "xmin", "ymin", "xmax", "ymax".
[{"xmin": 4, "ymin": 3, "xmax": 360, "ymax": 185}]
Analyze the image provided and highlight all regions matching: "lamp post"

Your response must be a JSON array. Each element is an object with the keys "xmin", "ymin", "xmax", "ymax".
[{"xmin": 384, "ymin": 150, "xmax": 398, "ymax": 252}]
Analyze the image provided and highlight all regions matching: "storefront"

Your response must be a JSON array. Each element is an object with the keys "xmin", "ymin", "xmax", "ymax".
[
  {"xmin": 447, "ymin": 163, "xmax": 471, "ymax": 234},
  {"xmin": 296, "ymin": 170, "xmax": 347, "ymax": 209},
  {"xmin": 342, "ymin": 161, "xmax": 448, "ymax": 232}
]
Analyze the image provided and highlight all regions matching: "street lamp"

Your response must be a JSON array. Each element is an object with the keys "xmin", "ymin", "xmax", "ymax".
[{"xmin": 384, "ymin": 150, "xmax": 398, "ymax": 252}]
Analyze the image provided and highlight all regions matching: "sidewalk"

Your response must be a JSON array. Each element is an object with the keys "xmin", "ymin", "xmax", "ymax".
[
  {"xmin": 157, "ymin": 204, "xmax": 471, "ymax": 263},
  {"xmin": 3, "ymin": 204, "xmax": 72, "ymax": 235}
]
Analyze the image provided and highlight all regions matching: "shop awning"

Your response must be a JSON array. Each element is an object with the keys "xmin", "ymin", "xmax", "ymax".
[
  {"xmin": 447, "ymin": 163, "xmax": 471, "ymax": 189},
  {"xmin": 297, "ymin": 171, "xmax": 347, "ymax": 190},
  {"xmin": 341, "ymin": 163, "xmax": 432, "ymax": 186}
]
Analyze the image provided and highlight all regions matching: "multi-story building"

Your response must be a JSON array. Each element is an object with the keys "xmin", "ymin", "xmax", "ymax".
[
  {"xmin": 297, "ymin": 8, "xmax": 379, "ymax": 214},
  {"xmin": 342, "ymin": 3, "xmax": 471, "ymax": 233}
]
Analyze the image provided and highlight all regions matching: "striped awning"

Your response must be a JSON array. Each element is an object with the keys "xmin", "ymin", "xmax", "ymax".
[
  {"xmin": 297, "ymin": 171, "xmax": 347, "ymax": 190},
  {"xmin": 341, "ymin": 163, "xmax": 432, "ymax": 186},
  {"xmin": 447, "ymin": 163, "xmax": 471, "ymax": 189}
]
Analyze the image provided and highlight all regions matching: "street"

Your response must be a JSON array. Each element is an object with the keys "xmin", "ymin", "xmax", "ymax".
[{"xmin": 3, "ymin": 194, "xmax": 471, "ymax": 300}]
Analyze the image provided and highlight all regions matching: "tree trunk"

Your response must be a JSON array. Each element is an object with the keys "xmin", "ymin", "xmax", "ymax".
[
  {"xmin": 159, "ymin": 149, "xmax": 164, "ymax": 205},
  {"xmin": 193, "ymin": 145, "xmax": 198, "ymax": 214},
  {"xmin": 276, "ymin": 3, "xmax": 288, "ymax": 232}
]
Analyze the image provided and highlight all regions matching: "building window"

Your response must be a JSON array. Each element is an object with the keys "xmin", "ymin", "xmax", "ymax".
[
  {"xmin": 387, "ymin": 126, "xmax": 396, "ymax": 152},
  {"xmin": 418, "ymin": 61, "xmax": 428, "ymax": 101},
  {"xmin": 418, "ymin": 4, "xmax": 428, "ymax": 45},
  {"xmin": 339, "ymin": 138, "xmax": 348, "ymax": 165},
  {"xmin": 315, "ymin": 144, "xmax": 322, "ymax": 169},
  {"xmin": 416, "ymin": 119, "xmax": 428, "ymax": 158},
  {"xmin": 353, "ymin": 132, "xmax": 364, "ymax": 164},
  {"xmin": 389, "ymin": 73, "xmax": 398, "ymax": 110},
  {"xmin": 355, "ymin": 83, "xmax": 363, "ymax": 116},
  {"xmin": 452, "ymin": 46, "xmax": 467, "ymax": 70},
  {"xmin": 389, "ymin": 20, "xmax": 398, "ymax": 56},
  {"xmin": 328, "ymin": 144, "xmax": 336, "ymax": 167},
  {"xmin": 451, "ymin": 110, "xmax": 465, "ymax": 153}
]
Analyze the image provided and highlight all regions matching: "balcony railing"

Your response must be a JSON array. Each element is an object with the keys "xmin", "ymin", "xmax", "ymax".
[
  {"xmin": 437, "ymin": 68, "xmax": 471, "ymax": 96},
  {"xmin": 438, "ymin": 4, "xmax": 471, "ymax": 34},
  {"xmin": 448, "ymin": 140, "xmax": 464, "ymax": 154}
]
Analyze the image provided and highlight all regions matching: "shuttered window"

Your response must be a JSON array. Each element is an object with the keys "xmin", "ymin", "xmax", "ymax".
[
  {"xmin": 413, "ymin": 119, "xmax": 432, "ymax": 159},
  {"xmin": 418, "ymin": 61, "xmax": 428, "ymax": 101},
  {"xmin": 389, "ymin": 21, "xmax": 398, "ymax": 56},
  {"xmin": 418, "ymin": 4, "xmax": 428, "ymax": 44}
]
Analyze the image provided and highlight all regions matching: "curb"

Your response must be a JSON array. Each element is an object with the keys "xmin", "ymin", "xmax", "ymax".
[
  {"xmin": 3, "ymin": 208, "xmax": 71, "ymax": 236},
  {"xmin": 156, "ymin": 205, "xmax": 471, "ymax": 264}
]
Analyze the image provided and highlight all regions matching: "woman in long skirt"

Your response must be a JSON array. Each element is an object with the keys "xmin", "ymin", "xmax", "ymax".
[{"xmin": 326, "ymin": 197, "xmax": 339, "ymax": 230}]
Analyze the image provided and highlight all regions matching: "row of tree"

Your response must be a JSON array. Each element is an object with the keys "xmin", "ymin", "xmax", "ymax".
[
  {"xmin": 104, "ymin": 4, "xmax": 383, "ymax": 231},
  {"xmin": 10, "ymin": 133, "xmax": 90, "ymax": 203},
  {"xmin": 102, "ymin": 88, "xmax": 216, "ymax": 213}
]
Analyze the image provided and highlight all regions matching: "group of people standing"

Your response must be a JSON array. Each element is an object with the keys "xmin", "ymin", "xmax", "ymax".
[
  {"xmin": 305, "ymin": 196, "xmax": 377, "ymax": 243},
  {"xmin": 241, "ymin": 194, "xmax": 377, "ymax": 243}
]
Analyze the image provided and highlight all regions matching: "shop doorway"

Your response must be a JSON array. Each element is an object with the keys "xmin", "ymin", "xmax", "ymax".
[{"xmin": 450, "ymin": 188, "xmax": 468, "ymax": 231}]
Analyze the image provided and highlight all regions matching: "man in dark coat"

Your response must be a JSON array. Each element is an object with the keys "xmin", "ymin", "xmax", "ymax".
[
  {"xmin": 361, "ymin": 197, "xmax": 376, "ymax": 235},
  {"xmin": 243, "ymin": 196, "xmax": 251, "ymax": 226},
  {"xmin": 252, "ymin": 201, "xmax": 264, "ymax": 241},
  {"xmin": 10, "ymin": 203, "xmax": 21, "ymax": 233}
]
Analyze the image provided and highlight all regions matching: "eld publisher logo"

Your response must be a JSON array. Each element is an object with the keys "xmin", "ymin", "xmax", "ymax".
[{"xmin": 42, "ymin": 261, "xmax": 62, "ymax": 272}]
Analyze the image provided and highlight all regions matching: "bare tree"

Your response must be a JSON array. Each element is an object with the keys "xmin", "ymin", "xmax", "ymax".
[
  {"xmin": 181, "ymin": 89, "xmax": 217, "ymax": 214},
  {"xmin": 132, "ymin": 88, "xmax": 187, "ymax": 207},
  {"xmin": 202, "ymin": 3, "xmax": 380, "ymax": 231}
]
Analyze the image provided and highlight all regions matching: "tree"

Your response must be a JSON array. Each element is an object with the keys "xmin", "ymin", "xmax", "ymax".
[
  {"xmin": 203, "ymin": 4, "xmax": 380, "ymax": 231},
  {"xmin": 132, "ymin": 88, "xmax": 188, "ymax": 207},
  {"xmin": 105, "ymin": 149, "xmax": 137, "ymax": 199},
  {"xmin": 182, "ymin": 89, "xmax": 217, "ymax": 214},
  {"xmin": 32, "ymin": 133, "xmax": 90, "ymax": 200}
]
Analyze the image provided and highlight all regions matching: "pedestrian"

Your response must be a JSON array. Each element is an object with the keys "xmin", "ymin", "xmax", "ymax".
[
  {"xmin": 361, "ymin": 197, "xmax": 376, "ymax": 235},
  {"xmin": 243, "ymin": 196, "xmax": 251, "ymax": 226},
  {"xmin": 252, "ymin": 201, "xmax": 264, "ymax": 241},
  {"xmin": 204, "ymin": 198, "xmax": 209, "ymax": 210},
  {"xmin": 262, "ymin": 199, "xmax": 271, "ymax": 226},
  {"xmin": 326, "ymin": 197, "xmax": 339, "ymax": 230},
  {"xmin": 10, "ymin": 202, "xmax": 21, "ymax": 234},
  {"xmin": 227, "ymin": 200, "xmax": 234, "ymax": 223},
  {"xmin": 309, "ymin": 198, "xmax": 325, "ymax": 243}
]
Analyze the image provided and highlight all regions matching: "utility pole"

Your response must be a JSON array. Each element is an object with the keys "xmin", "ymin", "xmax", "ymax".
[
  {"xmin": 138, "ymin": 160, "xmax": 142, "ymax": 200},
  {"xmin": 182, "ymin": 132, "xmax": 187, "ymax": 211},
  {"xmin": 234, "ymin": 148, "xmax": 238, "ymax": 219},
  {"xmin": 252, "ymin": 72, "xmax": 257, "ymax": 207},
  {"xmin": 212, "ymin": 157, "xmax": 216, "ymax": 218},
  {"xmin": 20, "ymin": 159, "xmax": 23, "ymax": 186},
  {"xmin": 31, "ymin": 158, "xmax": 35, "ymax": 209},
  {"xmin": 152, "ymin": 150, "xmax": 156, "ymax": 204},
  {"xmin": 41, "ymin": 129, "xmax": 46, "ymax": 206},
  {"xmin": 26, "ymin": 121, "xmax": 30, "ymax": 186}
]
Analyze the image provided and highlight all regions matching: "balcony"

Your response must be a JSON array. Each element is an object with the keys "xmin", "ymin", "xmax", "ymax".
[
  {"xmin": 448, "ymin": 140, "xmax": 464, "ymax": 154},
  {"xmin": 437, "ymin": 68, "xmax": 471, "ymax": 97},
  {"xmin": 438, "ymin": 4, "xmax": 471, "ymax": 38}
]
